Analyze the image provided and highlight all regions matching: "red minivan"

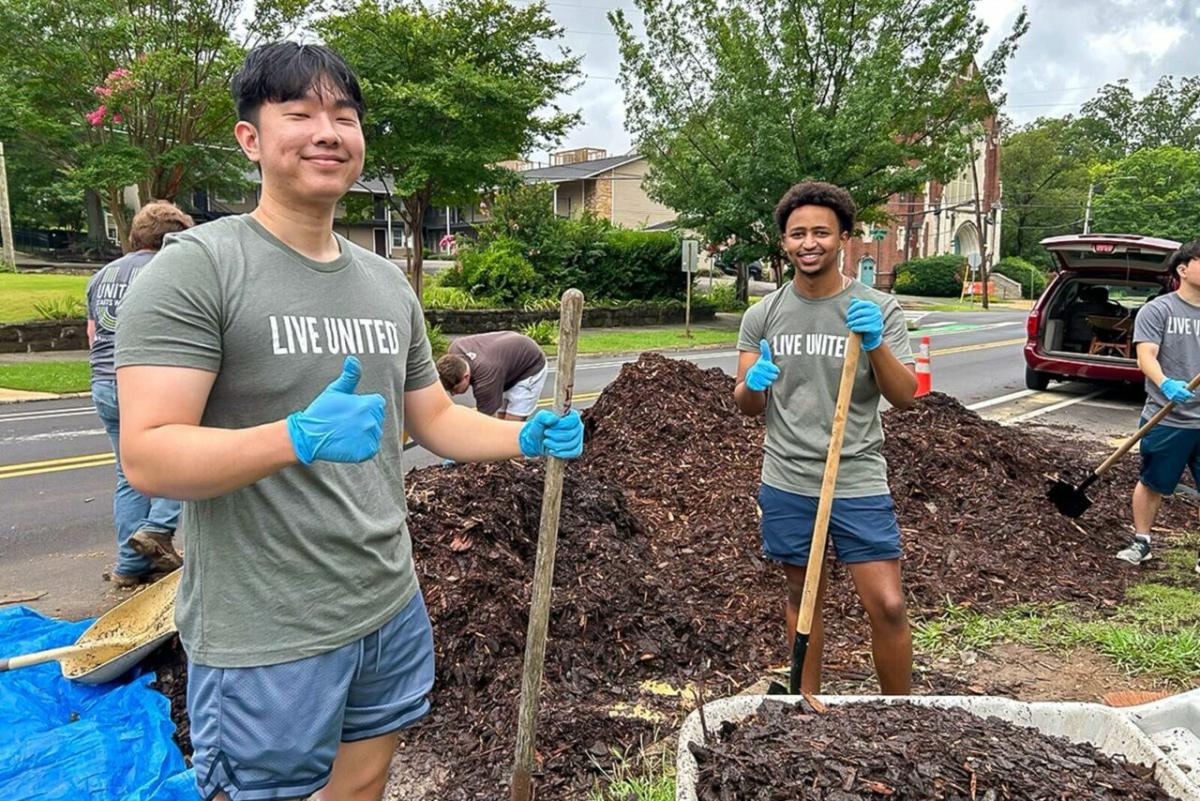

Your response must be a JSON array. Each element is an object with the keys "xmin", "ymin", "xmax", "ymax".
[{"xmin": 1024, "ymin": 233, "xmax": 1181, "ymax": 390}]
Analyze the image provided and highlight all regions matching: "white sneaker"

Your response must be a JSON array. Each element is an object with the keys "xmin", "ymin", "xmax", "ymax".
[{"xmin": 1115, "ymin": 538, "xmax": 1152, "ymax": 565}]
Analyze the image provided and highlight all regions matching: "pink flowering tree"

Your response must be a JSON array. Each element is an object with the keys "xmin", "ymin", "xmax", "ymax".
[{"xmin": 0, "ymin": 0, "xmax": 304, "ymax": 249}]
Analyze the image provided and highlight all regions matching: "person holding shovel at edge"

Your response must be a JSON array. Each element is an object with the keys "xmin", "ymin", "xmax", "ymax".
[
  {"xmin": 114, "ymin": 42, "xmax": 583, "ymax": 801},
  {"xmin": 1115, "ymin": 240, "xmax": 1200, "ymax": 568},
  {"xmin": 734, "ymin": 181, "xmax": 918, "ymax": 695}
]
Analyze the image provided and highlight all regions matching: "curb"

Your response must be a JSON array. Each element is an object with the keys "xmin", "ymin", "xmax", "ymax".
[{"xmin": 0, "ymin": 390, "xmax": 91, "ymax": 406}]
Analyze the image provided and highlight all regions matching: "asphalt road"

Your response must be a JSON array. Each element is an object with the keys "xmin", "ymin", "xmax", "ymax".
[{"xmin": 0, "ymin": 309, "xmax": 1147, "ymax": 619}]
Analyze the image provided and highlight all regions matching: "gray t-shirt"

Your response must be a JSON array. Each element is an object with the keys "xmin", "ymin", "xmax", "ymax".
[
  {"xmin": 1134, "ymin": 292, "xmax": 1200, "ymax": 428},
  {"xmin": 115, "ymin": 214, "xmax": 438, "ymax": 668},
  {"xmin": 85, "ymin": 250, "xmax": 156, "ymax": 381},
  {"xmin": 737, "ymin": 279, "xmax": 913, "ymax": 498}
]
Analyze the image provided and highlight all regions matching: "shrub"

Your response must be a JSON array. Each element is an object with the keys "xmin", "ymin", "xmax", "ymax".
[
  {"xmin": 33, "ymin": 295, "xmax": 86, "ymax": 320},
  {"xmin": 425, "ymin": 322, "xmax": 449, "ymax": 359},
  {"xmin": 702, "ymin": 282, "xmax": 748, "ymax": 312},
  {"xmin": 993, "ymin": 257, "xmax": 1049, "ymax": 299},
  {"xmin": 522, "ymin": 319, "xmax": 558, "ymax": 347},
  {"xmin": 893, "ymin": 255, "xmax": 965, "ymax": 297},
  {"xmin": 454, "ymin": 237, "xmax": 540, "ymax": 305},
  {"xmin": 423, "ymin": 285, "xmax": 485, "ymax": 310}
]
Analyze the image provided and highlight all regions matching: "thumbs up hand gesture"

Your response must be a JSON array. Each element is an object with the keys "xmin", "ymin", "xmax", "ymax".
[
  {"xmin": 745, "ymin": 339, "xmax": 781, "ymax": 392},
  {"xmin": 287, "ymin": 356, "xmax": 387, "ymax": 464}
]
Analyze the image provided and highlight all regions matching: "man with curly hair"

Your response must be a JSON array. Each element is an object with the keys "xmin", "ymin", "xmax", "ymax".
[
  {"xmin": 87, "ymin": 200, "xmax": 194, "ymax": 588},
  {"xmin": 735, "ymin": 180, "xmax": 917, "ymax": 694}
]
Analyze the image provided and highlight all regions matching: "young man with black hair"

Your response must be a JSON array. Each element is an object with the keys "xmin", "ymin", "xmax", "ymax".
[
  {"xmin": 115, "ymin": 42, "xmax": 583, "ymax": 801},
  {"xmin": 735, "ymin": 181, "xmax": 917, "ymax": 694},
  {"xmin": 1116, "ymin": 239, "xmax": 1200, "ymax": 568}
]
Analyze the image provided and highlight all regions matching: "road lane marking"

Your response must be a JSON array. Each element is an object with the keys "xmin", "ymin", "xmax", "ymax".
[
  {"xmin": 966, "ymin": 389, "xmax": 1037, "ymax": 411},
  {"xmin": 1005, "ymin": 388, "xmax": 1108, "ymax": 424},
  {"xmin": 1, "ymin": 391, "xmax": 606, "ymax": 479},
  {"xmin": 0, "ymin": 407, "xmax": 95, "ymax": 423},
  {"xmin": 0, "ymin": 453, "xmax": 115, "ymax": 479},
  {"xmin": 930, "ymin": 338, "xmax": 1026, "ymax": 357}
]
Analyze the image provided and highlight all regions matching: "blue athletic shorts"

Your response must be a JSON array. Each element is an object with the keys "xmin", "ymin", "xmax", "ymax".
[
  {"xmin": 1139, "ymin": 418, "xmax": 1200, "ymax": 495},
  {"xmin": 188, "ymin": 591, "xmax": 435, "ymax": 801},
  {"xmin": 758, "ymin": 483, "xmax": 903, "ymax": 566}
]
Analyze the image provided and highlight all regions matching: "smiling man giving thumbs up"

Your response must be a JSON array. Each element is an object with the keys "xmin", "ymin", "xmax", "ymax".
[
  {"xmin": 110, "ymin": 43, "xmax": 583, "ymax": 801},
  {"xmin": 735, "ymin": 181, "xmax": 917, "ymax": 700}
]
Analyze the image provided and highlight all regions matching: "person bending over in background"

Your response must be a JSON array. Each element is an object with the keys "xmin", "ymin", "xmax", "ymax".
[{"xmin": 436, "ymin": 330, "xmax": 548, "ymax": 421}]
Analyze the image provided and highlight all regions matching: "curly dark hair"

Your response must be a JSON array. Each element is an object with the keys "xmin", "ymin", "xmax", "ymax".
[
  {"xmin": 1168, "ymin": 239, "xmax": 1200, "ymax": 280},
  {"xmin": 773, "ymin": 181, "xmax": 857, "ymax": 234}
]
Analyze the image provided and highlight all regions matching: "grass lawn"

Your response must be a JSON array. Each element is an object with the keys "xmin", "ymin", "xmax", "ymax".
[
  {"xmin": 545, "ymin": 327, "xmax": 737, "ymax": 357},
  {"xmin": 0, "ymin": 361, "xmax": 91, "ymax": 393},
  {"xmin": 0, "ymin": 273, "xmax": 92, "ymax": 323},
  {"xmin": 914, "ymin": 298, "xmax": 1033, "ymax": 313}
]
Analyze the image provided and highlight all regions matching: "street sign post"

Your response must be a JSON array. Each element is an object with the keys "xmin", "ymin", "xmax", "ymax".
[{"xmin": 682, "ymin": 239, "xmax": 699, "ymax": 337}]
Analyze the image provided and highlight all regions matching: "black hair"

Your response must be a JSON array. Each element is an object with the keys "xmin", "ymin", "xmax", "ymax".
[
  {"xmin": 1168, "ymin": 239, "xmax": 1200, "ymax": 280},
  {"xmin": 774, "ymin": 181, "xmax": 857, "ymax": 235},
  {"xmin": 231, "ymin": 42, "xmax": 366, "ymax": 124}
]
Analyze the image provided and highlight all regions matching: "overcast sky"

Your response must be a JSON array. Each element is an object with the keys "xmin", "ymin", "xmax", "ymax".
[{"xmin": 529, "ymin": 0, "xmax": 1200, "ymax": 162}]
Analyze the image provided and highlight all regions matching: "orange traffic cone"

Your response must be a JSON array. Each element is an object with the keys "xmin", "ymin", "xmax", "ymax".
[{"xmin": 915, "ymin": 336, "xmax": 932, "ymax": 397}]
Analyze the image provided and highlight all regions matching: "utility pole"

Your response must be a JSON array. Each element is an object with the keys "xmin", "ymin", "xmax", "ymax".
[
  {"xmin": 1083, "ymin": 182, "xmax": 1095, "ymax": 234},
  {"xmin": 0, "ymin": 142, "xmax": 16, "ymax": 272}
]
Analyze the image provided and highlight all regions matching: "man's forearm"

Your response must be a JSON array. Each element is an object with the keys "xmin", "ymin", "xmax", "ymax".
[
  {"xmin": 734, "ymin": 382, "xmax": 768, "ymax": 416},
  {"xmin": 121, "ymin": 421, "xmax": 297, "ymax": 501},
  {"xmin": 868, "ymin": 344, "xmax": 918, "ymax": 410},
  {"xmin": 416, "ymin": 403, "xmax": 524, "ymax": 461},
  {"xmin": 1138, "ymin": 351, "xmax": 1167, "ymax": 386}
]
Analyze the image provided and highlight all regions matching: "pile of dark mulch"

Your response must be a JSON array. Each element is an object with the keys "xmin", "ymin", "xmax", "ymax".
[
  {"xmin": 143, "ymin": 355, "xmax": 1196, "ymax": 796},
  {"xmin": 142, "ymin": 635, "xmax": 190, "ymax": 760},
  {"xmin": 402, "ymin": 457, "xmax": 780, "ymax": 798},
  {"xmin": 691, "ymin": 699, "xmax": 1172, "ymax": 800},
  {"xmin": 880, "ymin": 392, "xmax": 1194, "ymax": 612}
]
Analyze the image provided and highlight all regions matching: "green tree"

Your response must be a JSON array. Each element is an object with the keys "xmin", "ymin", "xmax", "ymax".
[
  {"xmin": 0, "ymin": 0, "xmax": 304, "ymax": 247},
  {"xmin": 319, "ymin": 0, "xmax": 580, "ymax": 299},
  {"xmin": 999, "ymin": 117, "xmax": 1094, "ymax": 266},
  {"xmin": 610, "ymin": 0, "xmax": 1027, "ymax": 298},
  {"xmin": 1078, "ymin": 76, "xmax": 1200, "ymax": 159},
  {"xmin": 1089, "ymin": 147, "xmax": 1200, "ymax": 242}
]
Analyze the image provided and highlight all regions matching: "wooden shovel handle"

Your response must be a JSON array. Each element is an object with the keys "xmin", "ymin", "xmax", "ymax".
[
  {"xmin": 511, "ymin": 288, "xmax": 584, "ymax": 801},
  {"xmin": 1094, "ymin": 370, "xmax": 1200, "ymax": 477},
  {"xmin": 0, "ymin": 638, "xmax": 137, "ymax": 672},
  {"xmin": 795, "ymin": 333, "xmax": 862, "ymax": 636}
]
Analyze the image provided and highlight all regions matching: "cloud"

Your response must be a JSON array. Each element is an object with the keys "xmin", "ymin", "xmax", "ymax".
[{"xmin": 535, "ymin": 0, "xmax": 1200, "ymax": 159}]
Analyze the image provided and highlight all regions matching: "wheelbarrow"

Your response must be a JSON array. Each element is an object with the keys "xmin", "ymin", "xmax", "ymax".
[
  {"xmin": 674, "ymin": 691, "xmax": 1200, "ymax": 801},
  {"xmin": 0, "ymin": 569, "xmax": 181, "ymax": 684}
]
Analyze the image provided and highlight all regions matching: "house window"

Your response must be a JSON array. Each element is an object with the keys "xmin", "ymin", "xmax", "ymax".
[
  {"xmin": 392, "ymin": 226, "xmax": 408, "ymax": 250},
  {"xmin": 191, "ymin": 189, "xmax": 209, "ymax": 213}
]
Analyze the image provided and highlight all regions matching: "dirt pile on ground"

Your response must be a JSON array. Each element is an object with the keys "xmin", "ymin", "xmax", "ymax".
[
  {"xmin": 690, "ymin": 699, "xmax": 1172, "ymax": 800},
  {"xmin": 145, "ymin": 355, "xmax": 1196, "ymax": 797},
  {"xmin": 879, "ymin": 391, "xmax": 1193, "ymax": 612}
]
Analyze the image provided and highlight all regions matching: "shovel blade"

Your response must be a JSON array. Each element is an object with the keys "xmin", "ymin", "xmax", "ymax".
[
  {"xmin": 767, "ymin": 633, "xmax": 809, "ymax": 695},
  {"xmin": 1048, "ymin": 479, "xmax": 1092, "ymax": 518}
]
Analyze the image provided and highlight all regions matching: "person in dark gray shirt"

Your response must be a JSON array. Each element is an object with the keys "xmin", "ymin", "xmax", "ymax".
[
  {"xmin": 1115, "ymin": 240, "xmax": 1200, "ymax": 567},
  {"xmin": 86, "ymin": 201, "xmax": 193, "ymax": 588},
  {"xmin": 436, "ymin": 330, "xmax": 547, "ymax": 420}
]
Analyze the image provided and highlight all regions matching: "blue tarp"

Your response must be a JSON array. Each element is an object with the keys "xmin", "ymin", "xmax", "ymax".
[{"xmin": 0, "ymin": 606, "xmax": 198, "ymax": 800}]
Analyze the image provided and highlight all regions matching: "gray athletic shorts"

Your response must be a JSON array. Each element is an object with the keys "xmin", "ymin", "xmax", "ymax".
[{"xmin": 188, "ymin": 592, "xmax": 435, "ymax": 801}]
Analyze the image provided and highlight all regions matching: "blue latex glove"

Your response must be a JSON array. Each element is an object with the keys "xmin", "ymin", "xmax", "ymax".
[
  {"xmin": 519, "ymin": 409, "xmax": 584, "ymax": 459},
  {"xmin": 287, "ymin": 356, "xmax": 386, "ymax": 464},
  {"xmin": 846, "ymin": 298, "xmax": 884, "ymax": 351},
  {"xmin": 745, "ymin": 340, "xmax": 780, "ymax": 392},
  {"xmin": 1160, "ymin": 378, "xmax": 1196, "ymax": 405}
]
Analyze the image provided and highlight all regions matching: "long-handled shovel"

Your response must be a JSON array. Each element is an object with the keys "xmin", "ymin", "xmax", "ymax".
[
  {"xmin": 0, "ymin": 569, "xmax": 180, "ymax": 684},
  {"xmin": 768, "ymin": 332, "xmax": 862, "ymax": 696},
  {"xmin": 1048, "ymin": 370, "xmax": 1200, "ymax": 518},
  {"xmin": 510, "ymin": 288, "xmax": 584, "ymax": 801}
]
